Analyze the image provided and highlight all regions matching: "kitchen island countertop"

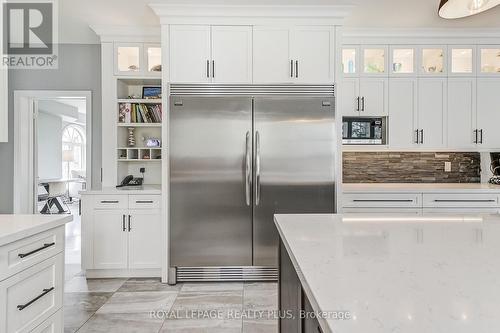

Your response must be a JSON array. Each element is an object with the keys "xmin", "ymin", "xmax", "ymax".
[{"xmin": 275, "ymin": 213, "xmax": 500, "ymax": 333}]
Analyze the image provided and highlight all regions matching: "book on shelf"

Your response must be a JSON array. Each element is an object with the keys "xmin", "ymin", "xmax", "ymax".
[{"xmin": 118, "ymin": 103, "xmax": 162, "ymax": 124}]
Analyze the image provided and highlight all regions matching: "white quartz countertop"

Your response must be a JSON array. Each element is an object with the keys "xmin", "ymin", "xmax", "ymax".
[
  {"xmin": 0, "ymin": 214, "xmax": 73, "ymax": 246},
  {"xmin": 275, "ymin": 213, "xmax": 500, "ymax": 333},
  {"xmin": 343, "ymin": 183, "xmax": 500, "ymax": 193},
  {"xmin": 80, "ymin": 185, "xmax": 161, "ymax": 195}
]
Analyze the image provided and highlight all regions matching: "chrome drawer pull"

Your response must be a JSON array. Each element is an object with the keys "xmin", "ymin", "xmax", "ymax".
[
  {"xmin": 17, "ymin": 287, "xmax": 54, "ymax": 311},
  {"xmin": 18, "ymin": 242, "xmax": 55, "ymax": 258},
  {"xmin": 136, "ymin": 200, "xmax": 154, "ymax": 204},
  {"xmin": 353, "ymin": 199, "xmax": 414, "ymax": 202},
  {"xmin": 434, "ymin": 199, "xmax": 496, "ymax": 202},
  {"xmin": 100, "ymin": 200, "xmax": 119, "ymax": 204}
]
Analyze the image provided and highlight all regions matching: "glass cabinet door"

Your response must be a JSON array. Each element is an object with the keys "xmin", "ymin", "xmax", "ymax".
[
  {"xmin": 450, "ymin": 47, "xmax": 474, "ymax": 75},
  {"xmin": 363, "ymin": 48, "xmax": 386, "ymax": 75},
  {"xmin": 116, "ymin": 44, "xmax": 141, "ymax": 74},
  {"xmin": 342, "ymin": 48, "xmax": 357, "ymax": 75},
  {"xmin": 479, "ymin": 47, "xmax": 500, "ymax": 74},
  {"xmin": 421, "ymin": 48, "xmax": 445, "ymax": 74},
  {"xmin": 391, "ymin": 48, "xmax": 415, "ymax": 74},
  {"xmin": 146, "ymin": 45, "xmax": 162, "ymax": 74}
]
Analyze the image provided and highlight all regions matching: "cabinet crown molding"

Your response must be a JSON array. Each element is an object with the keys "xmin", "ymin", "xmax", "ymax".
[
  {"xmin": 90, "ymin": 25, "xmax": 160, "ymax": 43},
  {"xmin": 149, "ymin": 4, "xmax": 353, "ymax": 25}
]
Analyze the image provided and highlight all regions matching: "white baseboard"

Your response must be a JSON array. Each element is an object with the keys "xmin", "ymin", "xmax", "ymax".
[{"xmin": 85, "ymin": 268, "xmax": 161, "ymax": 279}]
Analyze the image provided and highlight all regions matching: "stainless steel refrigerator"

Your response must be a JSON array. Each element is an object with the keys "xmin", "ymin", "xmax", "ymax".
[{"xmin": 169, "ymin": 85, "xmax": 336, "ymax": 283}]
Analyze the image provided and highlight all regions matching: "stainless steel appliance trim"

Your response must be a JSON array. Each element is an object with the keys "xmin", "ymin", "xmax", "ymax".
[
  {"xmin": 255, "ymin": 130, "xmax": 261, "ymax": 206},
  {"xmin": 176, "ymin": 266, "xmax": 278, "ymax": 282},
  {"xmin": 170, "ymin": 84, "xmax": 335, "ymax": 96}
]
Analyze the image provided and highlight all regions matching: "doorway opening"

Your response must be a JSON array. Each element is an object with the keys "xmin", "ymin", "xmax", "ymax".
[{"xmin": 14, "ymin": 91, "xmax": 92, "ymax": 281}]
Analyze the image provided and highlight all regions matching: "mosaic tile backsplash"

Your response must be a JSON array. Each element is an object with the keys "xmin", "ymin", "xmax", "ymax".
[{"xmin": 343, "ymin": 152, "xmax": 481, "ymax": 183}]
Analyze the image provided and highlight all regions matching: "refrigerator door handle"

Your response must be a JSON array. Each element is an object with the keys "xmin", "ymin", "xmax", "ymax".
[
  {"xmin": 255, "ymin": 130, "xmax": 261, "ymax": 206},
  {"xmin": 245, "ymin": 131, "xmax": 251, "ymax": 206}
]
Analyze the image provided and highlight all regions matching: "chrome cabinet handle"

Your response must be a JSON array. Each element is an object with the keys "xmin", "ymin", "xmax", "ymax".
[
  {"xmin": 17, "ymin": 287, "xmax": 54, "ymax": 311},
  {"xmin": 434, "ymin": 199, "xmax": 496, "ymax": 203},
  {"xmin": 206, "ymin": 60, "xmax": 210, "ymax": 78},
  {"xmin": 361, "ymin": 97, "xmax": 365, "ymax": 111},
  {"xmin": 353, "ymin": 199, "xmax": 414, "ymax": 202},
  {"xmin": 415, "ymin": 130, "xmax": 419, "ymax": 144},
  {"xmin": 122, "ymin": 215, "xmax": 126, "ymax": 231},
  {"xmin": 135, "ymin": 200, "xmax": 153, "ymax": 204},
  {"xmin": 473, "ymin": 129, "xmax": 478, "ymax": 144},
  {"xmin": 212, "ymin": 60, "xmax": 215, "ymax": 78},
  {"xmin": 356, "ymin": 97, "xmax": 360, "ymax": 112},
  {"xmin": 290, "ymin": 60, "xmax": 294, "ymax": 77},
  {"xmin": 128, "ymin": 215, "xmax": 131, "ymax": 232},
  {"xmin": 420, "ymin": 129, "xmax": 424, "ymax": 144},
  {"xmin": 295, "ymin": 60, "xmax": 298, "ymax": 78},
  {"xmin": 255, "ymin": 131, "xmax": 261, "ymax": 206},
  {"xmin": 479, "ymin": 129, "xmax": 483, "ymax": 144},
  {"xmin": 18, "ymin": 242, "xmax": 55, "ymax": 258},
  {"xmin": 100, "ymin": 200, "xmax": 118, "ymax": 204},
  {"xmin": 245, "ymin": 131, "xmax": 251, "ymax": 206}
]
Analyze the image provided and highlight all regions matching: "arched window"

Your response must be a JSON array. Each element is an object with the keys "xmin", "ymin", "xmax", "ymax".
[{"xmin": 62, "ymin": 124, "xmax": 85, "ymax": 178}]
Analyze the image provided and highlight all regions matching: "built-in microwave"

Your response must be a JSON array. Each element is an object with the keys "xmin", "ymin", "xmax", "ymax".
[{"xmin": 342, "ymin": 117, "xmax": 386, "ymax": 145}]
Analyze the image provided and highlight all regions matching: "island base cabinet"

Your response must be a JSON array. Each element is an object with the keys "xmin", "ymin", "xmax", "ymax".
[{"xmin": 279, "ymin": 241, "xmax": 322, "ymax": 333}]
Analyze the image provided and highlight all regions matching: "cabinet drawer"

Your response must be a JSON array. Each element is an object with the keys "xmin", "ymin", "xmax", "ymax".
[
  {"xmin": 0, "ymin": 227, "xmax": 64, "ymax": 281},
  {"xmin": 93, "ymin": 195, "xmax": 128, "ymax": 209},
  {"xmin": 423, "ymin": 193, "xmax": 500, "ymax": 208},
  {"xmin": 343, "ymin": 193, "xmax": 421, "ymax": 208},
  {"xmin": 31, "ymin": 308, "xmax": 62, "ymax": 333},
  {"xmin": 0, "ymin": 253, "xmax": 63, "ymax": 333},
  {"xmin": 128, "ymin": 195, "xmax": 161, "ymax": 209}
]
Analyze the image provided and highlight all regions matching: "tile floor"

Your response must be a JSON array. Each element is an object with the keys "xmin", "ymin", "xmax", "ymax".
[{"xmin": 64, "ymin": 278, "xmax": 278, "ymax": 333}]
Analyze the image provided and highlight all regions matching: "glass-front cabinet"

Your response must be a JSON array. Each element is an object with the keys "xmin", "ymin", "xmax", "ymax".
[
  {"xmin": 449, "ymin": 46, "xmax": 474, "ymax": 75},
  {"xmin": 342, "ymin": 47, "xmax": 358, "ymax": 76},
  {"xmin": 420, "ymin": 47, "xmax": 446, "ymax": 75},
  {"xmin": 390, "ymin": 47, "xmax": 415, "ymax": 75},
  {"xmin": 362, "ymin": 47, "xmax": 387, "ymax": 75},
  {"xmin": 115, "ymin": 43, "xmax": 161, "ymax": 76},
  {"xmin": 479, "ymin": 46, "xmax": 500, "ymax": 75}
]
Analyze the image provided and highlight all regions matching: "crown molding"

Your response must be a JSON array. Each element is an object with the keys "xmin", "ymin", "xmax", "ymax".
[
  {"xmin": 90, "ymin": 25, "xmax": 161, "ymax": 43},
  {"xmin": 343, "ymin": 27, "xmax": 500, "ymax": 44},
  {"xmin": 148, "ymin": 4, "xmax": 354, "ymax": 26}
]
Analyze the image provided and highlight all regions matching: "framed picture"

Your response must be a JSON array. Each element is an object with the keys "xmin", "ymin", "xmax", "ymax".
[{"xmin": 142, "ymin": 86, "xmax": 162, "ymax": 99}]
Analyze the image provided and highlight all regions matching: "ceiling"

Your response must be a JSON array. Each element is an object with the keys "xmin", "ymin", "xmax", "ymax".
[{"xmin": 59, "ymin": 0, "xmax": 500, "ymax": 43}]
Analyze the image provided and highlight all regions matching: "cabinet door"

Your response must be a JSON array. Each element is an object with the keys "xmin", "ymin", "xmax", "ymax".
[
  {"xmin": 418, "ymin": 78, "xmax": 447, "ymax": 148},
  {"xmin": 291, "ymin": 26, "xmax": 334, "ymax": 83},
  {"xmin": 211, "ymin": 26, "xmax": 252, "ymax": 83},
  {"xmin": 169, "ymin": 25, "xmax": 211, "ymax": 83},
  {"xmin": 115, "ymin": 43, "xmax": 143, "ymax": 76},
  {"xmin": 340, "ymin": 78, "xmax": 360, "ymax": 117},
  {"xmin": 128, "ymin": 210, "xmax": 162, "ymax": 269},
  {"xmin": 92, "ymin": 210, "xmax": 128, "ymax": 269},
  {"xmin": 477, "ymin": 78, "xmax": 500, "ymax": 149},
  {"xmin": 359, "ymin": 78, "xmax": 388, "ymax": 116},
  {"xmin": 253, "ymin": 26, "xmax": 291, "ymax": 83},
  {"xmin": 389, "ymin": 78, "xmax": 417, "ymax": 148},
  {"xmin": 447, "ymin": 78, "xmax": 476, "ymax": 148}
]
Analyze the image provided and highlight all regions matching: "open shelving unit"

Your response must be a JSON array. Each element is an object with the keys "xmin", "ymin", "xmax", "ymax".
[{"xmin": 116, "ymin": 77, "xmax": 162, "ymax": 185}]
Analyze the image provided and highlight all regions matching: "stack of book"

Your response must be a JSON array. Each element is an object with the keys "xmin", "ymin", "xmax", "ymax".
[{"xmin": 119, "ymin": 103, "xmax": 162, "ymax": 123}]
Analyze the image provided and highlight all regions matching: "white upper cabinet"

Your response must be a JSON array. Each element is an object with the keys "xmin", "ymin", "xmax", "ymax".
[
  {"xmin": 253, "ymin": 27, "xmax": 291, "ymax": 83},
  {"xmin": 253, "ymin": 26, "xmax": 335, "ymax": 84},
  {"xmin": 115, "ymin": 43, "xmax": 161, "ymax": 77},
  {"xmin": 361, "ymin": 46, "xmax": 388, "ymax": 76},
  {"xmin": 449, "ymin": 46, "xmax": 475, "ymax": 76},
  {"xmin": 417, "ymin": 78, "xmax": 447, "ymax": 147},
  {"xmin": 169, "ymin": 25, "xmax": 211, "ymax": 83},
  {"xmin": 341, "ymin": 78, "xmax": 360, "ymax": 117},
  {"xmin": 389, "ymin": 78, "xmax": 418, "ymax": 148},
  {"xmin": 419, "ymin": 46, "xmax": 446, "ymax": 76},
  {"xmin": 478, "ymin": 46, "xmax": 500, "ymax": 76},
  {"xmin": 359, "ymin": 78, "xmax": 388, "ymax": 116},
  {"xmin": 477, "ymin": 78, "xmax": 500, "ymax": 149},
  {"xmin": 211, "ymin": 26, "xmax": 252, "ymax": 83},
  {"xmin": 290, "ymin": 26, "xmax": 335, "ymax": 83},
  {"xmin": 390, "ymin": 46, "xmax": 416, "ymax": 76},
  {"xmin": 447, "ymin": 78, "xmax": 476, "ymax": 148}
]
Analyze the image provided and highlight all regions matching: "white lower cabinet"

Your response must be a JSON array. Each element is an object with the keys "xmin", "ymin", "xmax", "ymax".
[{"xmin": 83, "ymin": 194, "xmax": 162, "ymax": 276}]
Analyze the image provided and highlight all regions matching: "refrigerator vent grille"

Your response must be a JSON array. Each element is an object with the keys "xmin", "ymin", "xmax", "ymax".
[
  {"xmin": 176, "ymin": 266, "xmax": 278, "ymax": 282},
  {"xmin": 170, "ymin": 84, "xmax": 334, "ymax": 96}
]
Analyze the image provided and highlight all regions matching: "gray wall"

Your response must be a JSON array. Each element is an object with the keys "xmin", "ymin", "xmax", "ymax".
[
  {"xmin": 37, "ymin": 111, "xmax": 63, "ymax": 179},
  {"xmin": 0, "ymin": 44, "xmax": 101, "ymax": 213}
]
